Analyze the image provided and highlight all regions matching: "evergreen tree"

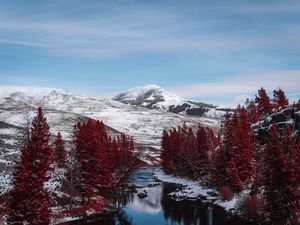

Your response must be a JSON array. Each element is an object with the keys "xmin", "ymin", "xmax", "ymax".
[
  {"xmin": 74, "ymin": 119, "xmax": 113, "ymax": 204},
  {"xmin": 227, "ymin": 159, "xmax": 243, "ymax": 192},
  {"xmin": 53, "ymin": 132, "xmax": 67, "ymax": 168},
  {"xmin": 193, "ymin": 125, "xmax": 210, "ymax": 182},
  {"xmin": 255, "ymin": 87, "xmax": 273, "ymax": 116},
  {"xmin": 8, "ymin": 107, "xmax": 52, "ymax": 225},
  {"xmin": 211, "ymin": 145, "xmax": 228, "ymax": 187},
  {"xmin": 273, "ymin": 88, "xmax": 289, "ymax": 110},
  {"xmin": 248, "ymin": 101, "xmax": 259, "ymax": 123},
  {"xmin": 263, "ymin": 125, "xmax": 299, "ymax": 224}
]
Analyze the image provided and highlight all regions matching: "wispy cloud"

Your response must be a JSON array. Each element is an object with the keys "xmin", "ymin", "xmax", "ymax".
[
  {"xmin": 0, "ymin": 1, "xmax": 299, "ymax": 57},
  {"xmin": 168, "ymin": 70, "xmax": 300, "ymax": 106}
]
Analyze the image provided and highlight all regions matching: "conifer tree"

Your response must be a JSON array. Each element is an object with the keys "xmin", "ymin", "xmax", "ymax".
[
  {"xmin": 227, "ymin": 159, "xmax": 243, "ymax": 192},
  {"xmin": 53, "ymin": 132, "xmax": 67, "ymax": 168},
  {"xmin": 193, "ymin": 125, "xmax": 210, "ymax": 182},
  {"xmin": 273, "ymin": 88, "xmax": 289, "ymax": 110},
  {"xmin": 8, "ymin": 107, "xmax": 52, "ymax": 225},
  {"xmin": 263, "ymin": 125, "xmax": 299, "ymax": 224},
  {"xmin": 248, "ymin": 101, "xmax": 259, "ymax": 123},
  {"xmin": 255, "ymin": 87, "xmax": 273, "ymax": 116}
]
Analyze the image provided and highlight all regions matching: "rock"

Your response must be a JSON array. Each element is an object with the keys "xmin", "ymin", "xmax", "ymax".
[
  {"xmin": 207, "ymin": 191, "xmax": 218, "ymax": 197},
  {"xmin": 137, "ymin": 190, "xmax": 148, "ymax": 199}
]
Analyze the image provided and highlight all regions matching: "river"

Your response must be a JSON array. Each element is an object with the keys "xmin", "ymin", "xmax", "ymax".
[{"xmin": 68, "ymin": 167, "xmax": 259, "ymax": 225}]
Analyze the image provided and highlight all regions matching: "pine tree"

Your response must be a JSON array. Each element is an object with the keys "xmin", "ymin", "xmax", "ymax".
[
  {"xmin": 74, "ymin": 119, "xmax": 113, "ymax": 204},
  {"xmin": 161, "ymin": 130, "xmax": 171, "ymax": 173},
  {"xmin": 273, "ymin": 88, "xmax": 289, "ymax": 110},
  {"xmin": 263, "ymin": 125, "xmax": 299, "ymax": 224},
  {"xmin": 211, "ymin": 145, "xmax": 228, "ymax": 187},
  {"xmin": 236, "ymin": 107, "xmax": 254, "ymax": 183},
  {"xmin": 227, "ymin": 159, "xmax": 243, "ymax": 192},
  {"xmin": 248, "ymin": 101, "xmax": 259, "ymax": 123},
  {"xmin": 8, "ymin": 107, "xmax": 52, "ymax": 225},
  {"xmin": 193, "ymin": 125, "xmax": 210, "ymax": 182},
  {"xmin": 7, "ymin": 145, "xmax": 31, "ymax": 224},
  {"xmin": 255, "ymin": 87, "xmax": 273, "ymax": 116},
  {"xmin": 53, "ymin": 132, "xmax": 67, "ymax": 168}
]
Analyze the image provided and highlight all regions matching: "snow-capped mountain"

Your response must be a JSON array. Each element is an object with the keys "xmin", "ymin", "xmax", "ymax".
[
  {"xmin": 113, "ymin": 84, "xmax": 185, "ymax": 110},
  {"xmin": 0, "ymin": 85, "xmax": 221, "ymax": 193},
  {"xmin": 113, "ymin": 84, "xmax": 229, "ymax": 118}
]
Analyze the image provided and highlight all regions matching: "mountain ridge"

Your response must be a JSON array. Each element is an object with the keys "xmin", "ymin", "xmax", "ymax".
[{"xmin": 113, "ymin": 84, "xmax": 229, "ymax": 118}]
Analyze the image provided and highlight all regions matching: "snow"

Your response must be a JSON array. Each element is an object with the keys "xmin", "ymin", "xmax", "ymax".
[
  {"xmin": 153, "ymin": 167, "xmax": 238, "ymax": 212},
  {"xmin": 113, "ymin": 84, "xmax": 186, "ymax": 110},
  {"xmin": 204, "ymin": 108, "xmax": 227, "ymax": 118},
  {"xmin": 0, "ymin": 128, "xmax": 18, "ymax": 135}
]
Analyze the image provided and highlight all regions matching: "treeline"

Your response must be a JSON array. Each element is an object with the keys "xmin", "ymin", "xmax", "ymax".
[
  {"xmin": 7, "ymin": 107, "xmax": 135, "ymax": 225},
  {"xmin": 161, "ymin": 88, "xmax": 300, "ymax": 225}
]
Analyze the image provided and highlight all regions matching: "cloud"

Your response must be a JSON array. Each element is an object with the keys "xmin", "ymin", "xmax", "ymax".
[
  {"xmin": 168, "ymin": 70, "xmax": 300, "ymax": 106},
  {"xmin": 0, "ymin": 1, "xmax": 299, "ymax": 57}
]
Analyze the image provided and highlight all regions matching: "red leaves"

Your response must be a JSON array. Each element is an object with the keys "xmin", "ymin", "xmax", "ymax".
[
  {"xmin": 8, "ymin": 107, "xmax": 52, "ymax": 225},
  {"xmin": 273, "ymin": 88, "xmax": 289, "ymax": 110},
  {"xmin": 262, "ymin": 124, "xmax": 300, "ymax": 223},
  {"xmin": 219, "ymin": 186, "xmax": 233, "ymax": 201},
  {"xmin": 53, "ymin": 132, "xmax": 67, "ymax": 168},
  {"xmin": 255, "ymin": 87, "xmax": 273, "ymax": 117},
  {"xmin": 73, "ymin": 119, "xmax": 135, "ymax": 204},
  {"xmin": 161, "ymin": 123, "xmax": 216, "ymax": 181}
]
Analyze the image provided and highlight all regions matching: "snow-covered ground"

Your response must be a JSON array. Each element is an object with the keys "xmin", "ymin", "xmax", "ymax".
[
  {"xmin": 0, "ymin": 86, "xmax": 220, "ymax": 148},
  {"xmin": 153, "ymin": 167, "xmax": 240, "ymax": 212},
  {"xmin": 0, "ymin": 86, "xmax": 220, "ymax": 197}
]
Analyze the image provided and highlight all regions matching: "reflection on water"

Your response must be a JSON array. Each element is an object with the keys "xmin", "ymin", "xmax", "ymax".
[{"xmin": 68, "ymin": 167, "xmax": 258, "ymax": 225}]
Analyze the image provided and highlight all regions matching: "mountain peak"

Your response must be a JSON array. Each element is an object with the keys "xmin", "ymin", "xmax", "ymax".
[{"xmin": 113, "ymin": 84, "xmax": 184, "ymax": 109}]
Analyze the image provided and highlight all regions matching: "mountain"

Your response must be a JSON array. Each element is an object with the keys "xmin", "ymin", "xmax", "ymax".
[
  {"xmin": 113, "ymin": 84, "xmax": 230, "ymax": 118},
  {"xmin": 0, "ymin": 86, "xmax": 221, "ymax": 192},
  {"xmin": 113, "ymin": 84, "xmax": 185, "ymax": 110}
]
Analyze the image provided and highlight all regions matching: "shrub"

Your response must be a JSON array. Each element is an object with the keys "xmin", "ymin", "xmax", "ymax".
[{"xmin": 219, "ymin": 186, "xmax": 233, "ymax": 201}]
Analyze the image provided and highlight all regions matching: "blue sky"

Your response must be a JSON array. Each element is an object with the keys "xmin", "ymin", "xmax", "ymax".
[{"xmin": 0, "ymin": 0, "xmax": 299, "ymax": 106}]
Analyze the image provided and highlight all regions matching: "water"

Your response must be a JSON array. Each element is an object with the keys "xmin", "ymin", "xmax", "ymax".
[{"xmin": 68, "ymin": 167, "xmax": 259, "ymax": 225}]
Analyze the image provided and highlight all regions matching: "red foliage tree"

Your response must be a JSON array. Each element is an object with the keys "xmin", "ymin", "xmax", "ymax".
[
  {"xmin": 74, "ymin": 119, "xmax": 113, "ymax": 204},
  {"xmin": 248, "ymin": 101, "xmax": 259, "ymax": 123},
  {"xmin": 161, "ymin": 130, "xmax": 174, "ymax": 174},
  {"xmin": 117, "ymin": 133, "xmax": 135, "ymax": 173},
  {"xmin": 255, "ymin": 87, "xmax": 273, "ymax": 116},
  {"xmin": 193, "ymin": 125, "xmax": 210, "ymax": 182},
  {"xmin": 236, "ymin": 107, "xmax": 254, "ymax": 183},
  {"xmin": 273, "ymin": 88, "xmax": 289, "ymax": 110},
  {"xmin": 263, "ymin": 125, "xmax": 300, "ymax": 224},
  {"xmin": 211, "ymin": 145, "xmax": 228, "ymax": 187},
  {"xmin": 227, "ymin": 159, "xmax": 243, "ymax": 192},
  {"xmin": 8, "ymin": 107, "xmax": 52, "ymax": 225},
  {"xmin": 53, "ymin": 132, "xmax": 67, "ymax": 168}
]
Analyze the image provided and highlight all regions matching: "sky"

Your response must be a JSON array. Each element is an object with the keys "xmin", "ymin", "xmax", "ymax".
[{"xmin": 0, "ymin": 0, "xmax": 299, "ymax": 106}]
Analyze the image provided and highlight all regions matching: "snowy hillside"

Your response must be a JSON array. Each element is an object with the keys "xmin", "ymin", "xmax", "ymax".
[
  {"xmin": 0, "ymin": 86, "xmax": 219, "ymax": 148},
  {"xmin": 113, "ymin": 84, "xmax": 229, "ymax": 118},
  {"xmin": 0, "ymin": 85, "xmax": 220, "ymax": 194},
  {"xmin": 113, "ymin": 84, "xmax": 185, "ymax": 110}
]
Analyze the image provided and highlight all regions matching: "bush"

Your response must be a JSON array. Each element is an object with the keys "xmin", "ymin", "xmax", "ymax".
[
  {"xmin": 219, "ymin": 186, "xmax": 233, "ymax": 201},
  {"xmin": 236, "ymin": 195, "xmax": 263, "ymax": 219}
]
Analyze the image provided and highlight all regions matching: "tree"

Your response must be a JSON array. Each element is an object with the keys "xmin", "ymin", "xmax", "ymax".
[
  {"xmin": 8, "ymin": 107, "xmax": 52, "ymax": 225},
  {"xmin": 161, "ymin": 130, "xmax": 173, "ymax": 174},
  {"xmin": 248, "ymin": 101, "xmax": 259, "ymax": 123},
  {"xmin": 227, "ymin": 159, "xmax": 243, "ymax": 192},
  {"xmin": 236, "ymin": 107, "xmax": 254, "ymax": 183},
  {"xmin": 53, "ymin": 132, "xmax": 67, "ymax": 168},
  {"xmin": 193, "ymin": 125, "xmax": 210, "ymax": 182},
  {"xmin": 273, "ymin": 88, "xmax": 289, "ymax": 110},
  {"xmin": 263, "ymin": 125, "xmax": 300, "ymax": 224},
  {"xmin": 255, "ymin": 87, "xmax": 273, "ymax": 116},
  {"xmin": 211, "ymin": 145, "xmax": 228, "ymax": 187},
  {"xmin": 74, "ymin": 119, "xmax": 113, "ymax": 204}
]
